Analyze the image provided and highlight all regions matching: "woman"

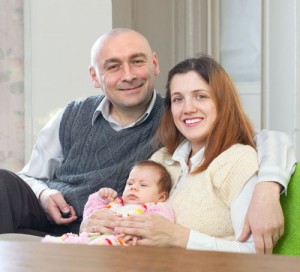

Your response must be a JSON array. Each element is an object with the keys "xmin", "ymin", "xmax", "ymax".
[{"xmin": 114, "ymin": 56, "xmax": 259, "ymax": 253}]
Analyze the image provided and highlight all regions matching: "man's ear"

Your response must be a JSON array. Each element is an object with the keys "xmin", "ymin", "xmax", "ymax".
[
  {"xmin": 89, "ymin": 66, "xmax": 101, "ymax": 88},
  {"xmin": 152, "ymin": 52, "xmax": 160, "ymax": 76},
  {"xmin": 158, "ymin": 192, "xmax": 168, "ymax": 202}
]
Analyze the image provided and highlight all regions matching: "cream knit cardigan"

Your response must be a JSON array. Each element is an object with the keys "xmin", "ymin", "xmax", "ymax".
[{"xmin": 151, "ymin": 143, "xmax": 259, "ymax": 240}]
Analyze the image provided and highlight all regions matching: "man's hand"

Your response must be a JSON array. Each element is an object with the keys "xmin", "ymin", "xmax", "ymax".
[
  {"xmin": 239, "ymin": 182, "xmax": 284, "ymax": 254},
  {"xmin": 80, "ymin": 209, "xmax": 121, "ymax": 235},
  {"xmin": 39, "ymin": 189, "xmax": 77, "ymax": 225}
]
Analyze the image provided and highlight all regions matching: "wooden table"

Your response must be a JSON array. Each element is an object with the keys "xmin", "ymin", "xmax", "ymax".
[{"xmin": 0, "ymin": 241, "xmax": 299, "ymax": 272}]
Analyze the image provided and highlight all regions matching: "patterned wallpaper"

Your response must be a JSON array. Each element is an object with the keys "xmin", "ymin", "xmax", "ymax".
[{"xmin": 0, "ymin": 0, "xmax": 24, "ymax": 172}]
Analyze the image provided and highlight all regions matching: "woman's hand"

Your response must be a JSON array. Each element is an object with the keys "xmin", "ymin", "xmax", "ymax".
[
  {"xmin": 114, "ymin": 214, "xmax": 190, "ymax": 248},
  {"xmin": 80, "ymin": 208, "xmax": 121, "ymax": 234},
  {"xmin": 117, "ymin": 234, "xmax": 139, "ymax": 246}
]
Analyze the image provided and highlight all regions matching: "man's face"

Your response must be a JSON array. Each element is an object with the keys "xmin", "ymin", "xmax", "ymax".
[{"xmin": 91, "ymin": 32, "xmax": 160, "ymax": 112}]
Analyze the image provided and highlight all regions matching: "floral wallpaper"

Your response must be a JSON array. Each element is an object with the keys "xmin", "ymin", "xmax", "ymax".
[{"xmin": 0, "ymin": 0, "xmax": 24, "ymax": 172}]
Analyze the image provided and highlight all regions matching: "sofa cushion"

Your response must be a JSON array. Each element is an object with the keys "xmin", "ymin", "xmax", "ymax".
[{"xmin": 273, "ymin": 162, "xmax": 300, "ymax": 256}]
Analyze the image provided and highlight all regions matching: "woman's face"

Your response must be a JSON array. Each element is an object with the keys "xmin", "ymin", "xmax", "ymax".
[{"xmin": 170, "ymin": 71, "xmax": 217, "ymax": 153}]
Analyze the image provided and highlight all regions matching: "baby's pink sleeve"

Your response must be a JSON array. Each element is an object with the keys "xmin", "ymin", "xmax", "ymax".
[
  {"xmin": 83, "ymin": 192, "xmax": 107, "ymax": 218},
  {"xmin": 144, "ymin": 203, "xmax": 175, "ymax": 222}
]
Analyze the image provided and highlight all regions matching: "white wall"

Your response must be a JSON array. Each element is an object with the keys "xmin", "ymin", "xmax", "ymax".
[
  {"xmin": 219, "ymin": 0, "xmax": 262, "ymax": 130},
  {"xmin": 262, "ymin": 0, "xmax": 299, "ymax": 160},
  {"xmin": 112, "ymin": 0, "xmax": 210, "ymax": 98},
  {"xmin": 0, "ymin": 1, "xmax": 24, "ymax": 171},
  {"xmin": 24, "ymin": 0, "xmax": 112, "ymax": 160},
  {"xmin": 23, "ymin": 0, "xmax": 299, "ymax": 162},
  {"xmin": 219, "ymin": 0, "xmax": 300, "ymax": 160}
]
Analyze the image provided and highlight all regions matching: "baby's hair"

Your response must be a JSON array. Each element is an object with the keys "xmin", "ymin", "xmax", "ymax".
[{"xmin": 132, "ymin": 160, "xmax": 172, "ymax": 198}]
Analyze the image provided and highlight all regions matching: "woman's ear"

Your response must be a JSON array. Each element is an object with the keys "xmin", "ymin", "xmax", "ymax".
[{"xmin": 89, "ymin": 66, "xmax": 101, "ymax": 88}]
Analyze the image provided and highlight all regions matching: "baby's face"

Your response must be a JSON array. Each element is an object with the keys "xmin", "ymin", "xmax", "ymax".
[{"xmin": 122, "ymin": 166, "xmax": 165, "ymax": 204}]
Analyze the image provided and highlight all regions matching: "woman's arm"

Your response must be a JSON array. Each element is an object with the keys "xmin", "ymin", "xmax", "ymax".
[
  {"xmin": 114, "ymin": 176, "xmax": 256, "ymax": 253},
  {"xmin": 186, "ymin": 175, "xmax": 257, "ymax": 253},
  {"xmin": 114, "ymin": 214, "xmax": 254, "ymax": 253}
]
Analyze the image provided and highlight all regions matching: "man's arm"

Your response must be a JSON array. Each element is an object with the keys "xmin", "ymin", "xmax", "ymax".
[
  {"xmin": 18, "ymin": 109, "xmax": 64, "ymax": 198},
  {"xmin": 239, "ymin": 129, "xmax": 297, "ymax": 254},
  {"xmin": 17, "ymin": 109, "xmax": 78, "ymax": 224},
  {"xmin": 255, "ymin": 129, "xmax": 296, "ymax": 188}
]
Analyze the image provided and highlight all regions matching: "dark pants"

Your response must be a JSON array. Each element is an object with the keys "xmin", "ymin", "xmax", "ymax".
[{"xmin": 0, "ymin": 169, "xmax": 80, "ymax": 236}]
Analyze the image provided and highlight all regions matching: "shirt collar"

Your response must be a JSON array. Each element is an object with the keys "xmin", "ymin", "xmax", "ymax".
[
  {"xmin": 92, "ymin": 91, "xmax": 157, "ymax": 130},
  {"xmin": 171, "ymin": 139, "xmax": 205, "ymax": 171}
]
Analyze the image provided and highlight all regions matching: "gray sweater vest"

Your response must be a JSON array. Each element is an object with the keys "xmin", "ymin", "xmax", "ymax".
[{"xmin": 46, "ymin": 94, "xmax": 164, "ymax": 218}]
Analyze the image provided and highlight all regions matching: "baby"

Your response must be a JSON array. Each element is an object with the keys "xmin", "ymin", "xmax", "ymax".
[{"xmin": 42, "ymin": 160, "xmax": 174, "ymax": 246}]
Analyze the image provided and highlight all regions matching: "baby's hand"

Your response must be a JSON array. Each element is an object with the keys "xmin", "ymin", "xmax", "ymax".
[{"xmin": 99, "ymin": 188, "xmax": 118, "ymax": 203}]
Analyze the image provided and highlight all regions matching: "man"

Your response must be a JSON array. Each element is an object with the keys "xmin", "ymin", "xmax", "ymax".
[{"xmin": 0, "ymin": 28, "xmax": 296, "ymax": 254}]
